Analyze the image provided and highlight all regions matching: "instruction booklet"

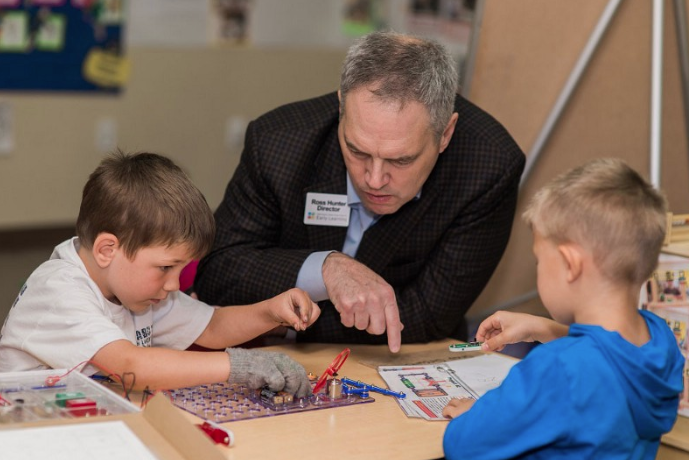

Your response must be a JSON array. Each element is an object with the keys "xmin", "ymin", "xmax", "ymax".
[{"xmin": 378, "ymin": 353, "xmax": 517, "ymax": 421}]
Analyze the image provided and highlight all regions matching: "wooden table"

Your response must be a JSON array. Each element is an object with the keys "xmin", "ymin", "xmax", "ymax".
[
  {"xmin": 207, "ymin": 341, "xmax": 454, "ymax": 459},
  {"xmin": 660, "ymin": 416, "xmax": 689, "ymax": 459},
  {"xmin": 185, "ymin": 340, "xmax": 688, "ymax": 459}
]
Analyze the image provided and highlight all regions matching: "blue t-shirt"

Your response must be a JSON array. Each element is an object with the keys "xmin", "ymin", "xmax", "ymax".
[{"xmin": 443, "ymin": 310, "xmax": 684, "ymax": 460}]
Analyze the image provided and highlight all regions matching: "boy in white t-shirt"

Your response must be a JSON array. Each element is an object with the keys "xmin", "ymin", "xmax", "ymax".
[{"xmin": 0, "ymin": 151, "xmax": 320, "ymax": 396}]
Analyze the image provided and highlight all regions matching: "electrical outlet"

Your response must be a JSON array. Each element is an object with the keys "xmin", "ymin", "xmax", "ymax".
[
  {"xmin": 95, "ymin": 117, "xmax": 118, "ymax": 154},
  {"xmin": 225, "ymin": 116, "xmax": 247, "ymax": 151},
  {"xmin": 0, "ymin": 102, "xmax": 15, "ymax": 156}
]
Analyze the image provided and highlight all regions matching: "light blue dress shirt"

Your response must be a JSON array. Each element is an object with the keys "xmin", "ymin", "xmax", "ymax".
[{"xmin": 296, "ymin": 174, "xmax": 380, "ymax": 302}]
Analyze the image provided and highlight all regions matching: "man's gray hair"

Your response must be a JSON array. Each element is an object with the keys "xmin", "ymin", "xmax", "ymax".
[{"xmin": 340, "ymin": 30, "xmax": 459, "ymax": 140}]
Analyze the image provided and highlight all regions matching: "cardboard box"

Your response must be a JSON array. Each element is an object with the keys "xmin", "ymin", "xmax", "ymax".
[{"xmin": 0, "ymin": 370, "xmax": 226, "ymax": 459}]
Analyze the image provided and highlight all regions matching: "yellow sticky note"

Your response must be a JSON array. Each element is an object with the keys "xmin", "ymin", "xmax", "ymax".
[{"xmin": 82, "ymin": 48, "xmax": 131, "ymax": 88}]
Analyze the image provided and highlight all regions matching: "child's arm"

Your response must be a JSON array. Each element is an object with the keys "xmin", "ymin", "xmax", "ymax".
[
  {"xmin": 93, "ymin": 340, "xmax": 229, "ymax": 389},
  {"xmin": 476, "ymin": 311, "xmax": 568, "ymax": 352},
  {"xmin": 194, "ymin": 288, "xmax": 321, "ymax": 349},
  {"xmin": 91, "ymin": 339, "xmax": 311, "ymax": 396}
]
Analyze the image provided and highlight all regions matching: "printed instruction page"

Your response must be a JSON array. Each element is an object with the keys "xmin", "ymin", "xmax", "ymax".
[{"xmin": 378, "ymin": 353, "xmax": 517, "ymax": 421}]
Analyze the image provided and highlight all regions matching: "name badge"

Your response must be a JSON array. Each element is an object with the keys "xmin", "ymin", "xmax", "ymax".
[{"xmin": 304, "ymin": 192, "xmax": 350, "ymax": 227}]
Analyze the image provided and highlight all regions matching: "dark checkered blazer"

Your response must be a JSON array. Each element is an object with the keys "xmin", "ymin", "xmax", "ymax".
[{"xmin": 195, "ymin": 92, "xmax": 525, "ymax": 344}]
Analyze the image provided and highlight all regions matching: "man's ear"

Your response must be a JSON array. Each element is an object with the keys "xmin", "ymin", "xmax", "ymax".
[
  {"xmin": 92, "ymin": 233, "xmax": 119, "ymax": 268},
  {"xmin": 439, "ymin": 112, "xmax": 459, "ymax": 153},
  {"xmin": 558, "ymin": 243, "xmax": 583, "ymax": 283}
]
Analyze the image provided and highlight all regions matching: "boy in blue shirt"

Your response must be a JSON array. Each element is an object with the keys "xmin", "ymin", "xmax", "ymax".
[{"xmin": 443, "ymin": 158, "xmax": 684, "ymax": 459}]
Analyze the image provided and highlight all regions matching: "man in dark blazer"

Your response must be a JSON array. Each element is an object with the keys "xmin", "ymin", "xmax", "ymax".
[{"xmin": 194, "ymin": 31, "xmax": 525, "ymax": 353}]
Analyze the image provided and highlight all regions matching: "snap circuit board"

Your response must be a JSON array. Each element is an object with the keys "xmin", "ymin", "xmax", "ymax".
[{"xmin": 165, "ymin": 379, "xmax": 374, "ymax": 423}]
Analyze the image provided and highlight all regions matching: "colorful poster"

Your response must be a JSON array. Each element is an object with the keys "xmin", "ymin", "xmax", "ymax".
[
  {"xmin": 640, "ymin": 253, "xmax": 689, "ymax": 418},
  {"xmin": 0, "ymin": 0, "xmax": 127, "ymax": 92},
  {"xmin": 211, "ymin": 0, "xmax": 252, "ymax": 44},
  {"xmin": 342, "ymin": 0, "xmax": 388, "ymax": 37},
  {"xmin": 405, "ymin": 0, "xmax": 475, "ymax": 56},
  {"xmin": 127, "ymin": 0, "xmax": 209, "ymax": 48}
]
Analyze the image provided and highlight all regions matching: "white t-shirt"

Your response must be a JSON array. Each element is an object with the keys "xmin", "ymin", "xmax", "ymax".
[{"xmin": 0, "ymin": 238, "xmax": 215, "ymax": 373}]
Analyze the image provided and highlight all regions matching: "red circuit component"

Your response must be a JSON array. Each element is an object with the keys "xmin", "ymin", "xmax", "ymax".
[
  {"xmin": 65, "ymin": 398, "xmax": 99, "ymax": 417},
  {"xmin": 312, "ymin": 348, "xmax": 350, "ymax": 394},
  {"xmin": 44, "ymin": 375, "xmax": 61, "ymax": 387},
  {"xmin": 198, "ymin": 421, "xmax": 234, "ymax": 446}
]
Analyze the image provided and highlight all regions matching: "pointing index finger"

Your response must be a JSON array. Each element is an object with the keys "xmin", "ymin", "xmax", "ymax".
[{"xmin": 384, "ymin": 302, "xmax": 402, "ymax": 353}]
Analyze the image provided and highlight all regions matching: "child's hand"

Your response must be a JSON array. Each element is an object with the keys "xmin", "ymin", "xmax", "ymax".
[
  {"xmin": 476, "ymin": 311, "xmax": 538, "ymax": 351},
  {"xmin": 442, "ymin": 398, "xmax": 475, "ymax": 419},
  {"xmin": 226, "ymin": 348, "xmax": 312, "ymax": 398},
  {"xmin": 477, "ymin": 311, "xmax": 567, "ymax": 351},
  {"xmin": 269, "ymin": 288, "xmax": 321, "ymax": 331}
]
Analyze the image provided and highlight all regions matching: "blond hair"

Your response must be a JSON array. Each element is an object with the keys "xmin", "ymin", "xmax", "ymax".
[
  {"xmin": 523, "ymin": 158, "xmax": 667, "ymax": 285},
  {"xmin": 76, "ymin": 151, "xmax": 215, "ymax": 259}
]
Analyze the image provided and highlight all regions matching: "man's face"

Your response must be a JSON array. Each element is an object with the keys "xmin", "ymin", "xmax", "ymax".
[{"xmin": 338, "ymin": 87, "xmax": 457, "ymax": 215}]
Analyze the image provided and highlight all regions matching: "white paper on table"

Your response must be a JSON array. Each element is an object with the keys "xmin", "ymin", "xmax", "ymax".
[
  {"xmin": 445, "ymin": 353, "xmax": 518, "ymax": 397},
  {"xmin": 378, "ymin": 353, "xmax": 518, "ymax": 421},
  {"xmin": 0, "ymin": 420, "xmax": 159, "ymax": 460}
]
